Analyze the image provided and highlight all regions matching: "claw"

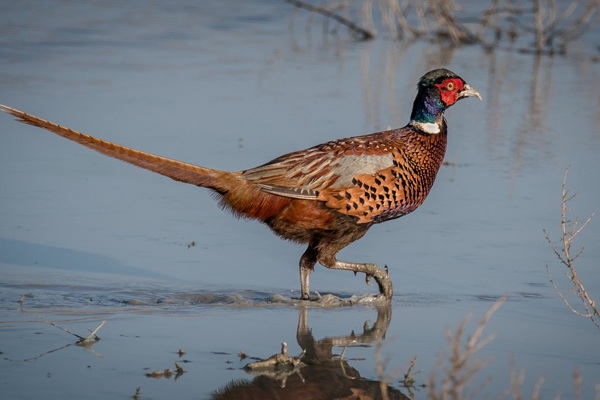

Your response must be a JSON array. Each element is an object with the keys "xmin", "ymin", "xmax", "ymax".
[{"xmin": 365, "ymin": 274, "xmax": 373, "ymax": 286}]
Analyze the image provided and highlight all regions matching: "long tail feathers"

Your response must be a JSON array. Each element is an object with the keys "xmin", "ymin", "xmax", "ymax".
[{"xmin": 0, "ymin": 104, "xmax": 229, "ymax": 190}]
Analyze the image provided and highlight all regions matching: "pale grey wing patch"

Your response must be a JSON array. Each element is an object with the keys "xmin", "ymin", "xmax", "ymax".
[{"xmin": 332, "ymin": 153, "xmax": 394, "ymax": 186}]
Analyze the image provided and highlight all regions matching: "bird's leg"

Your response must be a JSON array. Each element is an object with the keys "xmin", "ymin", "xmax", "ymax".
[
  {"xmin": 318, "ymin": 256, "xmax": 393, "ymax": 300},
  {"xmin": 299, "ymin": 246, "xmax": 318, "ymax": 300}
]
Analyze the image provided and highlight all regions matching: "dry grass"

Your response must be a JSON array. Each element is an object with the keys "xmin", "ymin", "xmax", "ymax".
[
  {"xmin": 374, "ymin": 336, "xmax": 404, "ymax": 400},
  {"xmin": 426, "ymin": 296, "xmax": 506, "ymax": 400},
  {"xmin": 374, "ymin": 296, "xmax": 599, "ymax": 399},
  {"xmin": 504, "ymin": 355, "xmax": 546, "ymax": 400},
  {"xmin": 373, "ymin": 297, "xmax": 506, "ymax": 400}
]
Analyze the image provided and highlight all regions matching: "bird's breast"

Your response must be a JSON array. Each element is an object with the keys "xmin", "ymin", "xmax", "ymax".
[{"xmin": 322, "ymin": 132, "xmax": 447, "ymax": 224}]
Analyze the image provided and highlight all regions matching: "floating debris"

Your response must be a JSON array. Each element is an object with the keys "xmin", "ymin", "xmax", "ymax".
[
  {"xmin": 146, "ymin": 369, "xmax": 170, "ymax": 378},
  {"xmin": 244, "ymin": 342, "xmax": 305, "ymax": 371},
  {"xmin": 145, "ymin": 362, "xmax": 185, "ymax": 380},
  {"xmin": 175, "ymin": 362, "xmax": 185, "ymax": 374},
  {"xmin": 132, "ymin": 387, "xmax": 141, "ymax": 399}
]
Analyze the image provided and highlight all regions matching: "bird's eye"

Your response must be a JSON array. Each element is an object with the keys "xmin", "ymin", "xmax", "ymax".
[{"xmin": 446, "ymin": 81, "xmax": 455, "ymax": 90}]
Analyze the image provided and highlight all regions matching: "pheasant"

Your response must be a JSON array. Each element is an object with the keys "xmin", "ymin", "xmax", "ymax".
[{"xmin": 1, "ymin": 68, "xmax": 480, "ymax": 301}]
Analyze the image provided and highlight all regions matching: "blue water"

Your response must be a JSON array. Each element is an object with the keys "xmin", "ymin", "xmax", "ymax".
[{"xmin": 1, "ymin": 1, "xmax": 599, "ymax": 399}]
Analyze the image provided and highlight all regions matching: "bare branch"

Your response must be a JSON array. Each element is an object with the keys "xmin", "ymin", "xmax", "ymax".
[
  {"xmin": 544, "ymin": 167, "xmax": 599, "ymax": 329},
  {"xmin": 19, "ymin": 294, "xmax": 106, "ymax": 343},
  {"xmin": 284, "ymin": 0, "xmax": 376, "ymax": 39}
]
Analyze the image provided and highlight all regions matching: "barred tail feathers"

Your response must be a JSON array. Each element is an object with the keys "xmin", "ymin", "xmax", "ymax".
[
  {"xmin": 0, "ymin": 103, "xmax": 228, "ymax": 190},
  {"xmin": 0, "ymin": 103, "xmax": 296, "ymax": 222}
]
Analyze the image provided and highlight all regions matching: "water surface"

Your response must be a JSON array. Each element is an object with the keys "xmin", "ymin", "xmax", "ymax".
[{"xmin": 1, "ymin": 1, "xmax": 599, "ymax": 399}]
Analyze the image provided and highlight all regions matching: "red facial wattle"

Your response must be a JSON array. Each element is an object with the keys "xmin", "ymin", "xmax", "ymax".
[{"xmin": 435, "ymin": 78, "xmax": 464, "ymax": 106}]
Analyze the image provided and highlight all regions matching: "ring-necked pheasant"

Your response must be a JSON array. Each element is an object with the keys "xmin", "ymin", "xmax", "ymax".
[{"xmin": 1, "ymin": 68, "xmax": 480, "ymax": 301}]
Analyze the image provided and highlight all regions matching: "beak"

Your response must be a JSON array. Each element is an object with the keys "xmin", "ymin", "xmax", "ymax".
[{"xmin": 458, "ymin": 84, "xmax": 482, "ymax": 101}]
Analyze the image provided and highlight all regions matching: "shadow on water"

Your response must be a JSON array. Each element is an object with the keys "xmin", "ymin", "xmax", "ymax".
[
  {"xmin": 211, "ymin": 306, "xmax": 410, "ymax": 400},
  {"xmin": 0, "ymin": 238, "xmax": 170, "ymax": 280}
]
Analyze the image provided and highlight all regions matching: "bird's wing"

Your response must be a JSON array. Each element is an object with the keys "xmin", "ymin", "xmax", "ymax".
[
  {"xmin": 243, "ymin": 127, "xmax": 431, "ymax": 224},
  {"xmin": 0, "ymin": 104, "xmax": 231, "ymax": 190},
  {"xmin": 242, "ymin": 132, "xmax": 398, "ymax": 200}
]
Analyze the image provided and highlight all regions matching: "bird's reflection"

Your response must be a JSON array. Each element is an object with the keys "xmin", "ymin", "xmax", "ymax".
[
  {"xmin": 211, "ymin": 305, "xmax": 409, "ymax": 400},
  {"xmin": 297, "ymin": 304, "xmax": 390, "ymax": 364}
]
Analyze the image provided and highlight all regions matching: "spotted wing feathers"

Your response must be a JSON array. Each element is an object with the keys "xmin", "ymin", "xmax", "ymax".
[
  {"xmin": 249, "ymin": 126, "xmax": 446, "ymax": 224},
  {"xmin": 241, "ymin": 130, "xmax": 441, "ymax": 224}
]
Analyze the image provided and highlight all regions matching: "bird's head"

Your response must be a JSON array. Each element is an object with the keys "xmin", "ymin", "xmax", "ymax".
[{"xmin": 410, "ymin": 68, "xmax": 481, "ymax": 129}]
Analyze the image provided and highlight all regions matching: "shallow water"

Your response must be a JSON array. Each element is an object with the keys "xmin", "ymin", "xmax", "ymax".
[{"xmin": 1, "ymin": 1, "xmax": 600, "ymax": 399}]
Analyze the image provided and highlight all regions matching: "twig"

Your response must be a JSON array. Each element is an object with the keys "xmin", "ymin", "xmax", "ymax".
[
  {"xmin": 400, "ymin": 356, "xmax": 422, "ymax": 388},
  {"xmin": 283, "ymin": 0, "xmax": 600, "ymax": 52},
  {"xmin": 506, "ymin": 354, "xmax": 545, "ymax": 400},
  {"xmin": 86, "ymin": 321, "xmax": 106, "ymax": 341},
  {"xmin": 132, "ymin": 387, "xmax": 142, "ymax": 400},
  {"xmin": 284, "ymin": 0, "xmax": 376, "ymax": 39},
  {"xmin": 20, "ymin": 295, "xmax": 106, "ymax": 342},
  {"xmin": 533, "ymin": 0, "xmax": 545, "ymax": 51},
  {"xmin": 574, "ymin": 367, "xmax": 583, "ymax": 400},
  {"xmin": 244, "ymin": 342, "xmax": 305, "ymax": 370},
  {"xmin": 243, "ymin": 342, "xmax": 306, "ymax": 388},
  {"xmin": 544, "ymin": 167, "xmax": 599, "ymax": 329},
  {"xmin": 398, "ymin": 356, "xmax": 424, "ymax": 398},
  {"xmin": 6, "ymin": 295, "xmax": 106, "ymax": 361},
  {"xmin": 23, "ymin": 310, "xmax": 87, "ymax": 341}
]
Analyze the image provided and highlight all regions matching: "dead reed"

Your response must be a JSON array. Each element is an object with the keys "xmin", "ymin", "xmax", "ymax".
[
  {"xmin": 426, "ymin": 296, "xmax": 506, "ymax": 400},
  {"xmin": 375, "ymin": 297, "xmax": 599, "ymax": 399},
  {"xmin": 374, "ymin": 336, "xmax": 404, "ymax": 400},
  {"xmin": 285, "ymin": 0, "xmax": 600, "ymax": 53}
]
